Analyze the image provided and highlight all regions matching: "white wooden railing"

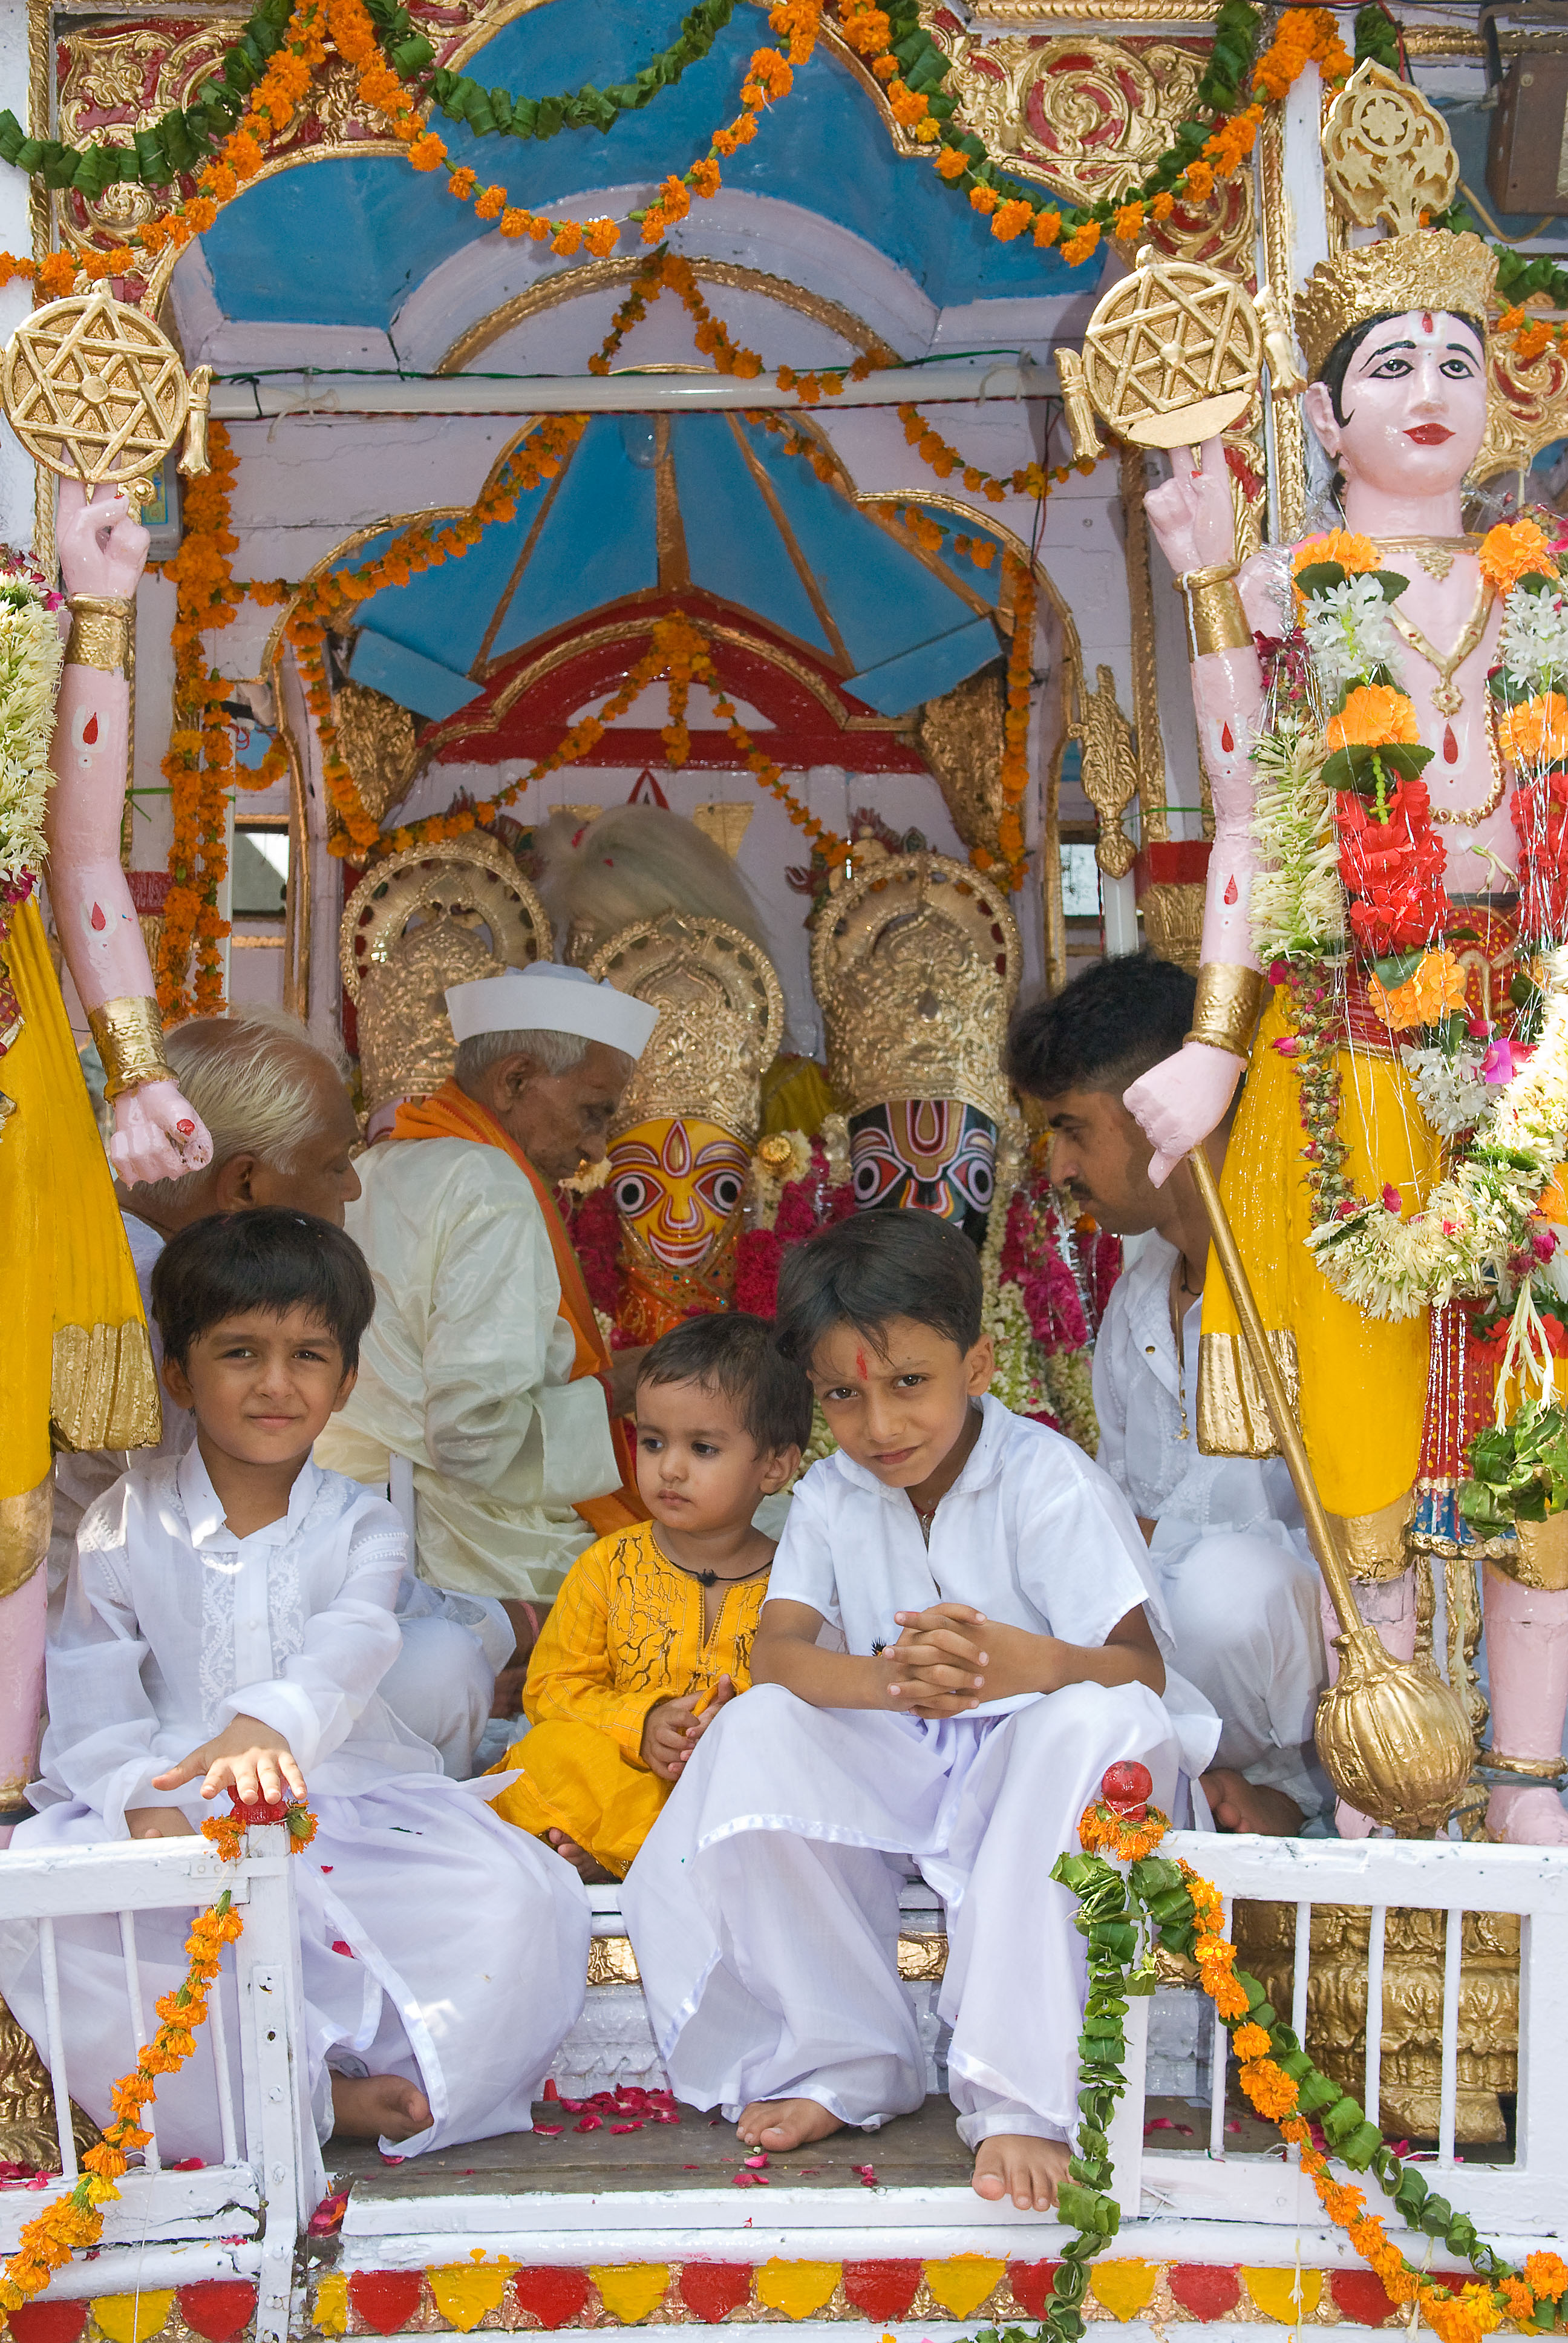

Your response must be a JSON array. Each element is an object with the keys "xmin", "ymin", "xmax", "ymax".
[
  {"xmin": 0, "ymin": 1827, "xmax": 321, "ymax": 2343},
  {"xmin": 2, "ymin": 1826, "xmax": 1566, "ymax": 2321},
  {"xmin": 1129, "ymin": 1832, "xmax": 1568, "ymax": 2236}
]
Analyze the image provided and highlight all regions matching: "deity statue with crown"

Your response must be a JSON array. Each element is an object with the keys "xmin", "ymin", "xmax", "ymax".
[
  {"xmin": 1129, "ymin": 66, "xmax": 1568, "ymax": 1843},
  {"xmin": 580, "ymin": 913, "xmax": 791, "ymax": 1346}
]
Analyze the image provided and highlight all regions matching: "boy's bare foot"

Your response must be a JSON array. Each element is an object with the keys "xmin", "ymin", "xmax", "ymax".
[
  {"xmin": 545, "ymin": 1828, "xmax": 617, "ymax": 1884},
  {"xmin": 736, "ymin": 2098, "xmax": 843, "ymax": 2153},
  {"xmin": 973, "ymin": 2134, "xmax": 1070, "ymax": 2210},
  {"xmin": 330, "ymin": 2071, "xmax": 431, "ymax": 2142},
  {"xmin": 1201, "ymin": 1768, "xmax": 1303, "ymax": 1837}
]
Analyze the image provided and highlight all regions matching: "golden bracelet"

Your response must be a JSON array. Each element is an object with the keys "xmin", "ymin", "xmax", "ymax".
[
  {"xmin": 1184, "ymin": 960, "xmax": 1267, "ymax": 1058},
  {"xmin": 87, "ymin": 995, "xmax": 173, "ymax": 1103},
  {"xmin": 1176, "ymin": 565, "xmax": 1252, "ymax": 661},
  {"xmin": 65, "ymin": 592, "xmax": 132, "ymax": 674}
]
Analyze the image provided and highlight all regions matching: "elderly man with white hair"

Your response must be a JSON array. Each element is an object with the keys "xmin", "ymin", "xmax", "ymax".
[
  {"xmin": 316, "ymin": 963, "xmax": 658, "ymax": 1635},
  {"xmin": 54, "ymin": 1008, "xmax": 511, "ymax": 1775}
]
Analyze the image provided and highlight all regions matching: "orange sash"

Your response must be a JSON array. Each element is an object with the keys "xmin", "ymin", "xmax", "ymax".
[{"xmin": 391, "ymin": 1081, "xmax": 646, "ymax": 1536}]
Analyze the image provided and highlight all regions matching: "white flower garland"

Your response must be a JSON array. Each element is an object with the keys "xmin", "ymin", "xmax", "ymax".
[
  {"xmin": 1305, "ymin": 946, "xmax": 1568, "ymax": 1319},
  {"xmin": 1249, "ymin": 715, "xmax": 1345, "ymax": 964},
  {"xmin": 0, "ymin": 586, "xmax": 64, "ymax": 892}
]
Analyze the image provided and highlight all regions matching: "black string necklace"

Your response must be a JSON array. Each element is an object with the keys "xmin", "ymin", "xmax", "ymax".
[{"xmin": 650, "ymin": 1527, "xmax": 774, "ymax": 1591}]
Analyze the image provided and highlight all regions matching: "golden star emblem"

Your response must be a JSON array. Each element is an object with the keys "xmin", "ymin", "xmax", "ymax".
[
  {"xmin": 1, "ymin": 288, "xmax": 190, "ymax": 490},
  {"xmin": 1082, "ymin": 260, "xmax": 1263, "ymax": 450}
]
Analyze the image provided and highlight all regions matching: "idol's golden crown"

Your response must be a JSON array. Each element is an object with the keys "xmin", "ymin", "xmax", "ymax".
[
  {"xmin": 588, "ymin": 914, "xmax": 785, "ymax": 1144},
  {"xmin": 1295, "ymin": 230, "xmax": 1497, "ymax": 384},
  {"xmin": 811, "ymin": 850, "xmax": 1021, "ymax": 1127}
]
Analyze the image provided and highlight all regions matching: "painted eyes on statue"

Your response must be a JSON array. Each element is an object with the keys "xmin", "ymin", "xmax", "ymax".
[
  {"xmin": 697, "ymin": 1167, "xmax": 744, "ymax": 1214},
  {"xmin": 614, "ymin": 1172, "xmax": 656, "ymax": 1216}
]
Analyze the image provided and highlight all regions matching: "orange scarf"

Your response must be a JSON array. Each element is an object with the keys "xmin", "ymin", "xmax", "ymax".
[{"xmin": 391, "ymin": 1081, "xmax": 646, "ymax": 1536}]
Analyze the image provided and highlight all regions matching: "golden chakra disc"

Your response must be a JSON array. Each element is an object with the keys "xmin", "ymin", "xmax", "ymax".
[
  {"xmin": 1, "ymin": 287, "xmax": 190, "ymax": 490},
  {"xmin": 1081, "ymin": 258, "xmax": 1263, "ymax": 449}
]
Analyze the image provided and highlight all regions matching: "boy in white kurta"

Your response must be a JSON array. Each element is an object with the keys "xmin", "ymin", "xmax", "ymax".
[
  {"xmin": 0, "ymin": 1208, "xmax": 588, "ymax": 2163},
  {"xmin": 621, "ymin": 1211, "xmax": 1218, "ymax": 2212}
]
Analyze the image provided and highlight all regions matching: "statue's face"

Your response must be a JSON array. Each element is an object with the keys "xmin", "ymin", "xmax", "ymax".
[
  {"xmin": 609, "ymin": 1116, "xmax": 750, "ymax": 1267},
  {"xmin": 849, "ymin": 1099, "xmax": 998, "ymax": 1244},
  {"xmin": 1304, "ymin": 309, "xmax": 1486, "ymax": 498}
]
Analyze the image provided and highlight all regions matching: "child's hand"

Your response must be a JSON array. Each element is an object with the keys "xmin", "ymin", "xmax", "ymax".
[
  {"xmin": 641, "ymin": 1676, "xmax": 739, "ymax": 1780},
  {"xmin": 886, "ymin": 1602, "xmax": 989, "ymax": 1715},
  {"xmin": 124, "ymin": 1807, "xmax": 199, "ymax": 1840},
  {"xmin": 152, "ymin": 1714, "xmax": 306, "ymax": 1806}
]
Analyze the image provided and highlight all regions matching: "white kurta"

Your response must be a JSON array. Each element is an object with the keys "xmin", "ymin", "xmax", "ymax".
[
  {"xmin": 621, "ymin": 1397, "xmax": 1218, "ymax": 2148},
  {"xmin": 0, "ymin": 1450, "xmax": 588, "ymax": 2159},
  {"xmin": 52, "ymin": 1208, "xmax": 507, "ymax": 1778},
  {"xmin": 1093, "ymin": 1236, "xmax": 1329, "ymax": 1815},
  {"xmin": 316, "ymin": 1136, "xmax": 619, "ymax": 1602}
]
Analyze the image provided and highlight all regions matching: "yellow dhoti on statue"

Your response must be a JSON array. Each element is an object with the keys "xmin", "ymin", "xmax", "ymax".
[
  {"xmin": 1199, "ymin": 985, "xmax": 1438, "ymax": 1555},
  {"xmin": 0, "ymin": 899, "xmax": 159, "ymax": 1562}
]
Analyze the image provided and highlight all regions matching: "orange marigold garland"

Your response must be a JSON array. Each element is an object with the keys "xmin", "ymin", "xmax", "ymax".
[
  {"xmin": 157, "ymin": 422, "xmax": 273, "ymax": 1021},
  {"xmin": 1047, "ymin": 1777, "xmax": 1563, "ymax": 2343},
  {"xmin": 0, "ymin": 1800, "xmax": 315, "ymax": 2317}
]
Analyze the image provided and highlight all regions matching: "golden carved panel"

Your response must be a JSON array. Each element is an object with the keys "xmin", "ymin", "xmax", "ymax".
[
  {"xmin": 1076, "ymin": 665, "xmax": 1140, "ymax": 880},
  {"xmin": 921, "ymin": 15, "xmax": 1254, "ymax": 286},
  {"xmin": 1475, "ymin": 332, "xmax": 1568, "ymax": 487}
]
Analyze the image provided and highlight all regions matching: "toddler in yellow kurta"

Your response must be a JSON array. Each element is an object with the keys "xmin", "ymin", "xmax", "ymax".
[{"xmin": 488, "ymin": 1314, "xmax": 811, "ymax": 1878}]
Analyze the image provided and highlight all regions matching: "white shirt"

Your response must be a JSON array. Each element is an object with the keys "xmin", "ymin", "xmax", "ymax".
[
  {"xmin": 767, "ymin": 1392, "xmax": 1218, "ymax": 1771},
  {"xmin": 315, "ymin": 1137, "xmax": 621, "ymax": 1599},
  {"xmin": 37, "ymin": 1447, "xmax": 436, "ymax": 1835},
  {"xmin": 1093, "ymin": 1233, "xmax": 1304, "ymax": 1555}
]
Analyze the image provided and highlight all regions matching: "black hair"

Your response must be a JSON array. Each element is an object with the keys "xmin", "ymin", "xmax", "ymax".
[
  {"xmin": 151, "ymin": 1208, "xmax": 376, "ymax": 1374},
  {"xmin": 1318, "ymin": 309, "xmax": 1486, "ymax": 428},
  {"xmin": 773, "ymin": 1210, "xmax": 982, "ymax": 1369},
  {"xmin": 1004, "ymin": 949, "xmax": 1196, "ymax": 1103},
  {"xmin": 636, "ymin": 1311, "xmax": 813, "ymax": 1454}
]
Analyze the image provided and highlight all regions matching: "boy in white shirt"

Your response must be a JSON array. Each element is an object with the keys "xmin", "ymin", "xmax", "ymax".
[
  {"xmin": 0, "ymin": 1209, "xmax": 588, "ymax": 2161},
  {"xmin": 621, "ymin": 1211, "xmax": 1217, "ymax": 2212}
]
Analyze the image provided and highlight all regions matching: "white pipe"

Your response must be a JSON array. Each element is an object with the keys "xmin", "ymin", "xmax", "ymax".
[{"xmin": 208, "ymin": 358, "xmax": 1058, "ymax": 422}]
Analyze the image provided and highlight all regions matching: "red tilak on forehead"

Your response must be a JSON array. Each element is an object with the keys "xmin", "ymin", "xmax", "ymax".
[
  {"xmin": 1421, "ymin": 311, "xmax": 1434, "ymax": 334},
  {"xmin": 856, "ymin": 1348, "xmax": 869, "ymax": 1380}
]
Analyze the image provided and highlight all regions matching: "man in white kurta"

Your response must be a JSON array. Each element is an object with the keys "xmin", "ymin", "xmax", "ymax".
[
  {"xmin": 317, "ymin": 965, "xmax": 658, "ymax": 1610},
  {"xmin": 622, "ymin": 1393, "xmax": 1218, "ymax": 2154},
  {"xmin": 1005, "ymin": 951, "xmax": 1331, "ymax": 1833},
  {"xmin": 0, "ymin": 1446, "xmax": 589, "ymax": 2165}
]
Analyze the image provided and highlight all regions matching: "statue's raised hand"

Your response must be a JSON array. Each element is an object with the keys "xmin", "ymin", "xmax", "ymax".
[
  {"xmin": 1123, "ymin": 1042, "xmax": 1243, "ymax": 1188},
  {"xmin": 1143, "ymin": 436, "xmax": 1236, "ymax": 580},
  {"xmin": 56, "ymin": 479, "xmax": 149, "ymax": 603},
  {"xmin": 109, "ymin": 1079, "xmax": 214, "ymax": 1187}
]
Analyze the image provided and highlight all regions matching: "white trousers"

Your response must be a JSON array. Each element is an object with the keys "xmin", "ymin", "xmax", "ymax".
[
  {"xmin": 621, "ymin": 1679, "xmax": 1180, "ymax": 2148},
  {"xmin": 0, "ymin": 1775, "xmax": 588, "ymax": 2161},
  {"xmin": 1153, "ymin": 1529, "xmax": 1328, "ymax": 1817},
  {"xmin": 384, "ymin": 1577, "xmax": 512, "ymax": 1776}
]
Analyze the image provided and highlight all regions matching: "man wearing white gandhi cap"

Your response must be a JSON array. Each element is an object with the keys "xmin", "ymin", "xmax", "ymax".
[{"xmin": 317, "ymin": 963, "xmax": 659, "ymax": 1675}]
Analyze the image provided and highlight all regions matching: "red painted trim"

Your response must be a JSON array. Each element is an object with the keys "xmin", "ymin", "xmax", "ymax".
[{"xmin": 1134, "ymin": 840, "xmax": 1212, "ymax": 894}]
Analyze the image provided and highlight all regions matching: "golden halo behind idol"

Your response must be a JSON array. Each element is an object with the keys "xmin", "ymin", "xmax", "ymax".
[
  {"xmin": 586, "ymin": 914, "xmax": 786, "ymax": 1343},
  {"xmin": 811, "ymin": 846, "xmax": 1022, "ymax": 1247}
]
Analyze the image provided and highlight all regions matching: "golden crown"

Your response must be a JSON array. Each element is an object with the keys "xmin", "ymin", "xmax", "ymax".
[
  {"xmin": 1295, "ymin": 230, "xmax": 1498, "ymax": 383},
  {"xmin": 588, "ymin": 914, "xmax": 785, "ymax": 1144},
  {"xmin": 340, "ymin": 836, "xmax": 552, "ymax": 1118},
  {"xmin": 811, "ymin": 850, "xmax": 1021, "ymax": 1128}
]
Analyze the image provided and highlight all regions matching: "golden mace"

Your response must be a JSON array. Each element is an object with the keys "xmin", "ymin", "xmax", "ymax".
[{"xmin": 1187, "ymin": 1148, "xmax": 1474, "ymax": 1837}]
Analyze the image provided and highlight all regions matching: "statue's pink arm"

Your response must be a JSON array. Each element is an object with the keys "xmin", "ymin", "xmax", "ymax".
[
  {"xmin": 1123, "ymin": 437, "xmax": 1266, "ymax": 1185},
  {"xmin": 45, "ymin": 481, "xmax": 212, "ymax": 1185}
]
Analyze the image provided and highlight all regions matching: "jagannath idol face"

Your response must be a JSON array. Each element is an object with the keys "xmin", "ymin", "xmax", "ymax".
[
  {"xmin": 609, "ymin": 1116, "xmax": 751, "ymax": 1268},
  {"xmin": 1302, "ymin": 308, "xmax": 1487, "ymax": 500},
  {"xmin": 848, "ymin": 1099, "xmax": 998, "ymax": 1245}
]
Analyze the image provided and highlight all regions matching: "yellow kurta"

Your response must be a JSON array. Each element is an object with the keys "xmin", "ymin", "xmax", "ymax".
[
  {"xmin": 488, "ymin": 1520, "xmax": 768, "ymax": 1877},
  {"xmin": 1, "ymin": 900, "xmax": 158, "ymax": 1524}
]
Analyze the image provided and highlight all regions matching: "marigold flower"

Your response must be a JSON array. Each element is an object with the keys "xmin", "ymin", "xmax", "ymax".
[
  {"xmin": 936, "ymin": 145, "xmax": 970, "ymax": 180},
  {"xmin": 1183, "ymin": 160, "xmax": 1215, "ymax": 202},
  {"xmin": 690, "ymin": 157, "xmax": 721, "ymax": 199},
  {"xmin": 969, "ymin": 186, "xmax": 998, "ymax": 215},
  {"xmin": 1060, "ymin": 223, "xmax": 1102, "ymax": 268},
  {"xmin": 1370, "ymin": 947, "xmax": 1467, "ymax": 1032},
  {"xmin": 1231, "ymin": 2022, "xmax": 1272, "ymax": 2060},
  {"xmin": 1293, "ymin": 528, "xmax": 1380, "ymax": 581},
  {"xmin": 475, "ymin": 184, "xmax": 506, "ymax": 220},
  {"xmin": 872, "ymin": 53, "xmax": 899, "ymax": 80},
  {"xmin": 1480, "ymin": 518, "xmax": 1557, "ymax": 597},
  {"xmin": 1325, "ymin": 683, "xmax": 1422, "ymax": 754},
  {"xmin": 583, "ymin": 218, "xmax": 619, "ymax": 258},
  {"xmin": 1525, "ymin": 2255, "xmax": 1568, "ymax": 2301},
  {"xmin": 1033, "ymin": 209, "xmax": 1062, "ymax": 247},
  {"xmin": 992, "ymin": 198, "xmax": 1033, "ymax": 241},
  {"xmin": 1498, "ymin": 690, "xmax": 1568, "ymax": 768},
  {"xmin": 1114, "ymin": 202, "xmax": 1145, "ymax": 241}
]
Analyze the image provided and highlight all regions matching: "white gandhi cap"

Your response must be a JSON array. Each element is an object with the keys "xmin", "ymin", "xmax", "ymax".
[{"xmin": 445, "ymin": 962, "xmax": 659, "ymax": 1057}]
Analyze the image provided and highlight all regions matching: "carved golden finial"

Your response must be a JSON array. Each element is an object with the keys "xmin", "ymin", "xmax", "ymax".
[
  {"xmin": 1054, "ymin": 349, "xmax": 1105, "ymax": 464},
  {"xmin": 1322, "ymin": 59, "xmax": 1459, "ymax": 237},
  {"xmin": 180, "ymin": 365, "xmax": 213, "ymax": 476},
  {"xmin": 1256, "ymin": 284, "xmax": 1307, "ymax": 398},
  {"xmin": 1077, "ymin": 666, "xmax": 1140, "ymax": 880}
]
